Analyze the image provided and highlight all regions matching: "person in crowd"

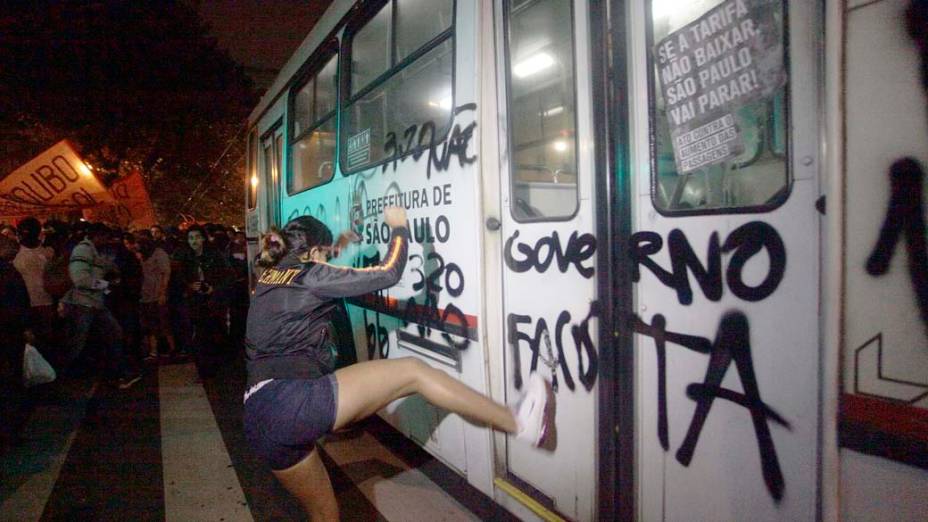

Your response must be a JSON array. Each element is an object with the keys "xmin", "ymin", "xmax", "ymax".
[
  {"xmin": 138, "ymin": 237, "xmax": 176, "ymax": 362},
  {"xmin": 60, "ymin": 223, "xmax": 140, "ymax": 389},
  {"xmin": 150, "ymin": 225, "xmax": 165, "ymax": 242},
  {"xmin": 64, "ymin": 222, "xmax": 86, "ymax": 254},
  {"xmin": 150, "ymin": 225, "xmax": 171, "ymax": 254},
  {"xmin": 164, "ymin": 226, "xmax": 183, "ymax": 256},
  {"xmin": 1, "ymin": 224, "xmax": 17, "ymax": 241},
  {"xmin": 41, "ymin": 225, "xmax": 73, "ymax": 305},
  {"xmin": 106, "ymin": 231, "xmax": 143, "ymax": 363},
  {"xmin": 228, "ymin": 230, "xmax": 250, "ymax": 354},
  {"xmin": 173, "ymin": 224, "xmax": 231, "ymax": 378},
  {"xmin": 243, "ymin": 207, "xmax": 553, "ymax": 520},
  {"xmin": 0, "ymin": 234, "xmax": 33, "ymax": 447},
  {"xmin": 13, "ymin": 217, "xmax": 56, "ymax": 358}
]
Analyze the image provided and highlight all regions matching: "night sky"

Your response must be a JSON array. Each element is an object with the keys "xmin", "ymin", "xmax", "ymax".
[{"xmin": 198, "ymin": 0, "xmax": 333, "ymax": 89}]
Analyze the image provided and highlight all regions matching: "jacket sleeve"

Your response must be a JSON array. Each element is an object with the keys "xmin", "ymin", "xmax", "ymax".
[
  {"xmin": 68, "ymin": 242, "xmax": 101, "ymax": 290},
  {"xmin": 303, "ymin": 226, "xmax": 409, "ymax": 299}
]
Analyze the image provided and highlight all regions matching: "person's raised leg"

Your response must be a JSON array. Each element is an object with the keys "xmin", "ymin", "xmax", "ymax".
[
  {"xmin": 332, "ymin": 357, "xmax": 518, "ymax": 433},
  {"xmin": 271, "ymin": 447, "xmax": 338, "ymax": 521}
]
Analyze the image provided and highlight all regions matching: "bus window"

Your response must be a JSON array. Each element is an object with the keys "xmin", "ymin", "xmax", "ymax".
[
  {"xmin": 341, "ymin": 0, "xmax": 454, "ymax": 173},
  {"xmin": 246, "ymin": 128, "xmax": 258, "ymax": 209},
  {"xmin": 504, "ymin": 0, "xmax": 579, "ymax": 222},
  {"xmin": 351, "ymin": 5, "xmax": 391, "ymax": 97},
  {"xmin": 290, "ymin": 52, "xmax": 338, "ymax": 194},
  {"xmin": 648, "ymin": 0, "xmax": 789, "ymax": 214}
]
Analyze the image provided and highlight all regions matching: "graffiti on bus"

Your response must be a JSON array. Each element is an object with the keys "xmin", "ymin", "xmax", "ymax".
[
  {"xmin": 632, "ymin": 222, "xmax": 790, "ymax": 501},
  {"xmin": 351, "ymin": 216, "xmax": 472, "ymax": 351},
  {"xmin": 634, "ymin": 311, "xmax": 790, "ymax": 502},
  {"xmin": 508, "ymin": 301, "xmax": 599, "ymax": 394},
  {"xmin": 504, "ymin": 229, "xmax": 597, "ymax": 279},
  {"xmin": 865, "ymin": 160, "xmax": 928, "ymax": 337},
  {"xmin": 363, "ymin": 308, "xmax": 389, "ymax": 360},
  {"xmin": 382, "ymin": 103, "xmax": 478, "ymax": 179},
  {"xmin": 504, "ymin": 228, "xmax": 599, "ymax": 393},
  {"xmin": 403, "ymin": 246, "xmax": 471, "ymax": 351},
  {"xmin": 630, "ymin": 221, "xmax": 786, "ymax": 305}
]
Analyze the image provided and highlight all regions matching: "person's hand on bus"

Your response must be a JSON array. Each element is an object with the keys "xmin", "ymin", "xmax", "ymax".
[
  {"xmin": 384, "ymin": 206, "xmax": 407, "ymax": 229},
  {"xmin": 333, "ymin": 230, "xmax": 360, "ymax": 257}
]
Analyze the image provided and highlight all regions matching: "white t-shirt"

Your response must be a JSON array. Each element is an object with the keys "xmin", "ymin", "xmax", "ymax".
[
  {"xmin": 140, "ymin": 248, "xmax": 171, "ymax": 303},
  {"xmin": 13, "ymin": 245, "xmax": 54, "ymax": 307}
]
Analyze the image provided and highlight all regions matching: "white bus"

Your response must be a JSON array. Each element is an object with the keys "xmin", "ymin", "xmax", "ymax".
[{"xmin": 245, "ymin": 0, "xmax": 928, "ymax": 519}]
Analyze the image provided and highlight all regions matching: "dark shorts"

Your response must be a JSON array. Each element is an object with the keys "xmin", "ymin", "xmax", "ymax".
[
  {"xmin": 139, "ymin": 302, "xmax": 170, "ymax": 336},
  {"xmin": 243, "ymin": 374, "xmax": 338, "ymax": 470}
]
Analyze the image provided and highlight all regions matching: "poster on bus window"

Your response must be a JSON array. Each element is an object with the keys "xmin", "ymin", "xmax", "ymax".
[
  {"xmin": 0, "ymin": 140, "xmax": 114, "ymax": 220},
  {"xmin": 654, "ymin": 0, "xmax": 786, "ymax": 174}
]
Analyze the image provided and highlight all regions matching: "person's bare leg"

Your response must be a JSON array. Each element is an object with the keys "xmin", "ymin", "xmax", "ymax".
[
  {"xmin": 333, "ymin": 357, "xmax": 517, "ymax": 433},
  {"xmin": 145, "ymin": 335, "xmax": 157, "ymax": 357},
  {"xmin": 271, "ymin": 447, "xmax": 338, "ymax": 521}
]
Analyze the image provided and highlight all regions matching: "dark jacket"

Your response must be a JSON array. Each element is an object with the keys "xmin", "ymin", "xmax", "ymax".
[
  {"xmin": 0, "ymin": 259, "xmax": 29, "ymax": 347},
  {"xmin": 172, "ymin": 245, "xmax": 231, "ymax": 302},
  {"xmin": 106, "ymin": 242, "xmax": 143, "ymax": 306},
  {"xmin": 245, "ymin": 226, "xmax": 408, "ymax": 386}
]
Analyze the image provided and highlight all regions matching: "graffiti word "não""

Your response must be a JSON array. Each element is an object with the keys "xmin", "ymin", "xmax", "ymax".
[{"xmin": 383, "ymin": 104, "xmax": 478, "ymax": 179}]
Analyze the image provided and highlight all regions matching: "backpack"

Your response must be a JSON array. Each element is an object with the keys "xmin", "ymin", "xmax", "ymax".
[{"xmin": 43, "ymin": 254, "xmax": 72, "ymax": 300}]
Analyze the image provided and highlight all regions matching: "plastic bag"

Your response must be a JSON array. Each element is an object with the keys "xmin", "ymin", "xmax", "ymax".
[{"xmin": 23, "ymin": 343, "xmax": 56, "ymax": 387}]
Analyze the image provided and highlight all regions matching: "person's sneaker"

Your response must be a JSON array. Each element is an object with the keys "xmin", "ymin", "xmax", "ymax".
[
  {"xmin": 513, "ymin": 373, "xmax": 551, "ymax": 447},
  {"xmin": 117, "ymin": 373, "xmax": 142, "ymax": 390}
]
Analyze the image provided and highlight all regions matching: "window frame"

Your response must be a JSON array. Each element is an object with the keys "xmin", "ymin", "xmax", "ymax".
[
  {"xmin": 338, "ymin": 0, "xmax": 458, "ymax": 176},
  {"xmin": 502, "ymin": 0, "xmax": 582, "ymax": 224},
  {"xmin": 645, "ymin": 0, "xmax": 793, "ymax": 217},
  {"xmin": 287, "ymin": 40, "xmax": 341, "ymax": 196}
]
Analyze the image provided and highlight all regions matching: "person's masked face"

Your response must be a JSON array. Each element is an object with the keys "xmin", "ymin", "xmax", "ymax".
[{"xmin": 188, "ymin": 231, "xmax": 205, "ymax": 255}]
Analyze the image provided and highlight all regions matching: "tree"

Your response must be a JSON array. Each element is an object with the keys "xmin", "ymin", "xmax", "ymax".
[{"xmin": 0, "ymin": 0, "xmax": 258, "ymax": 224}]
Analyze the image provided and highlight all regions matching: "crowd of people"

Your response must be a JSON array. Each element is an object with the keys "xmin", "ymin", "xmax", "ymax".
[{"xmin": 0, "ymin": 217, "xmax": 250, "ymax": 447}]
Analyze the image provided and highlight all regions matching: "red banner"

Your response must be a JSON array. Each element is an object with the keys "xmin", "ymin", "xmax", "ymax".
[{"xmin": 83, "ymin": 170, "xmax": 157, "ymax": 229}]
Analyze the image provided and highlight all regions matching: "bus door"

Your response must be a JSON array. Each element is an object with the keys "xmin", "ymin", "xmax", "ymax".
[
  {"xmin": 260, "ymin": 123, "xmax": 284, "ymax": 228},
  {"xmin": 626, "ymin": 0, "xmax": 822, "ymax": 519},
  {"xmin": 494, "ymin": 1, "xmax": 598, "ymax": 519}
]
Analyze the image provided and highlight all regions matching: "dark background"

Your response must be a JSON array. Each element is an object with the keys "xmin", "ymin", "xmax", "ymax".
[{"xmin": 0, "ymin": 0, "xmax": 331, "ymax": 225}]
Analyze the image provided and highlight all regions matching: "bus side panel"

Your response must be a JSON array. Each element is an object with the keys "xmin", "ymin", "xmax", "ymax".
[
  {"xmin": 275, "ymin": 0, "xmax": 490, "ymax": 486},
  {"xmin": 630, "ymin": 0, "xmax": 822, "ymax": 519},
  {"xmin": 840, "ymin": 1, "xmax": 928, "ymax": 518}
]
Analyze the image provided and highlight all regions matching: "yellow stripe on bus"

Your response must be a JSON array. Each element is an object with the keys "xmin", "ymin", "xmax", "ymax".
[{"xmin": 493, "ymin": 477, "xmax": 566, "ymax": 522}]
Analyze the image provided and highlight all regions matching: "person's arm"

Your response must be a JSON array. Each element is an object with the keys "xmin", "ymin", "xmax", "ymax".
[
  {"xmin": 158, "ymin": 250, "xmax": 171, "ymax": 304},
  {"xmin": 304, "ymin": 225, "xmax": 409, "ymax": 299}
]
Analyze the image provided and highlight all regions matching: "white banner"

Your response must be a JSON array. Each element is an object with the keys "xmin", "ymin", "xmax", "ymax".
[{"xmin": 0, "ymin": 140, "xmax": 114, "ymax": 219}]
